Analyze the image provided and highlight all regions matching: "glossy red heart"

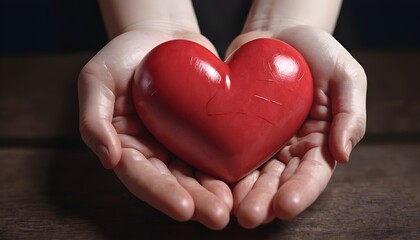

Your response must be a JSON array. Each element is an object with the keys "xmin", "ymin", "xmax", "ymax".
[{"xmin": 132, "ymin": 39, "xmax": 313, "ymax": 183}]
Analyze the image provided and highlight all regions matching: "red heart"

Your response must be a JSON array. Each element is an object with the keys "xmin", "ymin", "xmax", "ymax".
[{"xmin": 132, "ymin": 39, "xmax": 313, "ymax": 183}]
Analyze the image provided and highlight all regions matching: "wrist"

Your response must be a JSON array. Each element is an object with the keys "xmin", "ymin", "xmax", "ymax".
[
  {"xmin": 98, "ymin": 0, "xmax": 200, "ymax": 39},
  {"xmin": 243, "ymin": 0, "xmax": 342, "ymax": 35},
  {"xmin": 242, "ymin": 16, "xmax": 304, "ymax": 35},
  {"xmin": 118, "ymin": 21, "xmax": 199, "ymax": 37}
]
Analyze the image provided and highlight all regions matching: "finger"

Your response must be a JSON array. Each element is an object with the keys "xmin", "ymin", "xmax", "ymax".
[
  {"xmin": 196, "ymin": 171, "xmax": 233, "ymax": 212},
  {"xmin": 78, "ymin": 69, "xmax": 121, "ymax": 168},
  {"xmin": 330, "ymin": 57, "xmax": 367, "ymax": 163},
  {"xmin": 277, "ymin": 145, "xmax": 293, "ymax": 164},
  {"xmin": 273, "ymin": 147, "xmax": 336, "ymax": 220},
  {"xmin": 114, "ymin": 149, "xmax": 194, "ymax": 222},
  {"xmin": 112, "ymin": 95, "xmax": 150, "ymax": 137},
  {"xmin": 169, "ymin": 160, "xmax": 230, "ymax": 230},
  {"xmin": 288, "ymin": 132, "xmax": 327, "ymax": 158},
  {"xmin": 309, "ymin": 89, "xmax": 332, "ymax": 121},
  {"xmin": 235, "ymin": 159, "xmax": 285, "ymax": 229},
  {"xmin": 118, "ymin": 134, "xmax": 169, "ymax": 164},
  {"xmin": 298, "ymin": 120, "xmax": 330, "ymax": 137},
  {"xmin": 231, "ymin": 170, "xmax": 260, "ymax": 214},
  {"xmin": 112, "ymin": 115, "xmax": 147, "ymax": 137},
  {"xmin": 279, "ymin": 157, "xmax": 300, "ymax": 185}
]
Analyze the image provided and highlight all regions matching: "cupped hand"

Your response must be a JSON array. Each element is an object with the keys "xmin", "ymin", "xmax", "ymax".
[
  {"xmin": 227, "ymin": 26, "xmax": 367, "ymax": 228},
  {"xmin": 78, "ymin": 30, "xmax": 233, "ymax": 230}
]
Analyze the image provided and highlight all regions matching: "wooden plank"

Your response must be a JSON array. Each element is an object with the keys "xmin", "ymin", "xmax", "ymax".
[
  {"xmin": 353, "ymin": 51, "xmax": 420, "ymax": 135},
  {"xmin": 1, "ymin": 143, "xmax": 419, "ymax": 239},
  {"xmin": 1, "ymin": 51, "xmax": 419, "ymax": 140},
  {"xmin": 0, "ymin": 53, "xmax": 92, "ymax": 140}
]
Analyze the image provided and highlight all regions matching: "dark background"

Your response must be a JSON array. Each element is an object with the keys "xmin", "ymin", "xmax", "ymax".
[{"xmin": 1, "ymin": 0, "xmax": 420, "ymax": 55}]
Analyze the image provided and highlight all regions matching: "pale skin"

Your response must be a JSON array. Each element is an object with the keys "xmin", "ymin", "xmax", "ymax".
[{"xmin": 78, "ymin": 0, "xmax": 366, "ymax": 230}]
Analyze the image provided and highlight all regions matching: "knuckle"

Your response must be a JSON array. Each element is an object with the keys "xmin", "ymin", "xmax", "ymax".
[
  {"xmin": 78, "ymin": 63, "xmax": 98, "ymax": 85},
  {"xmin": 354, "ymin": 115, "xmax": 367, "ymax": 142},
  {"xmin": 78, "ymin": 118, "xmax": 95, "ymax": 146}
]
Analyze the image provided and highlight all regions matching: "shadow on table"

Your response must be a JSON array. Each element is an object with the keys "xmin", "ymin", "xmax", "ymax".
[{"xmin": 46, "ymin": 148, "xmax": 288, "ymax": 239}]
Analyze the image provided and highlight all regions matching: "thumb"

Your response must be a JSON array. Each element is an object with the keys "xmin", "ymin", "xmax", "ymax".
[
  {"xmin": 78, "ymin": 65, "xmax": 121, "ymax": 168},
  {"xmin": 329, "ymin": 57, "xmax": 367, "ymax": 163}
]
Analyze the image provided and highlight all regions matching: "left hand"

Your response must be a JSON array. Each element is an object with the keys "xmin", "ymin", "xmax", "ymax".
[
  {"xmin": 78, "ymin": 29, "xmax": 233, "ymax": 230},
  {"xmin": 227, "ymin": 26, "xmax": 367, "ymax": 228}
]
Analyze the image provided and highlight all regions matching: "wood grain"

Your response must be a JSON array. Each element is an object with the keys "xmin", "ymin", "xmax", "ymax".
[{"xmin": 1, "ymin": 143, "xmax": 419, "ymax": 239}]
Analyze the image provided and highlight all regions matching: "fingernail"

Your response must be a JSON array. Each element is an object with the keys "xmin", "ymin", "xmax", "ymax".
[{"xmin": 96, "ymin": 145, "xmax": 110, "ymax": 168}]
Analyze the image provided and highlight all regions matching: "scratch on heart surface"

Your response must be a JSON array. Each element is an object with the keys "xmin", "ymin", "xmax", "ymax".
[
  {"xmin": 258, "ymin": 79, "xmax": 274, "ymax": 82},
  {"xmin": 205, "ymin": 93, "xmax": 232, "ymax": 116},
  {"xmin": 253, "ymin": 94, "xmax": 283, "ymax": 105},
  {"xmin": 205, "ymin": 93, "xmax": 248, "ymax": 117},
  {"xmin": 255, "ymin": 115, "xmax": 275, "ymax": 125},
  {"xmin": 297, "ymin": 72, "xmax": 305, "ymax": 82},
  {"xmin": 205, "ymin": 92, "xmax": 277, "ymax": 126}
]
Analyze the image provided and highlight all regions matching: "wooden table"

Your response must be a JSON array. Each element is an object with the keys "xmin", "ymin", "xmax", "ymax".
[{"xmin": 1, "ymin": 52, "xmax": 420, "ymax": 239}]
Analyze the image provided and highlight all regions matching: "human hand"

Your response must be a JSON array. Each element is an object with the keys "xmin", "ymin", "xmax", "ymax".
[
  {"xmin": 227, "ymin": 26, "xmax": 366, "ymax": 228},
  {"xmin": 78, "ymin": 29, "xmax": 233, "ymax": 229}
]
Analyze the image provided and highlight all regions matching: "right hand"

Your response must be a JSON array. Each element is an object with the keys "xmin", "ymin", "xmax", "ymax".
[{"xmin": 226, "ymin": 26, "xmax": 366, "ymax": 228}]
